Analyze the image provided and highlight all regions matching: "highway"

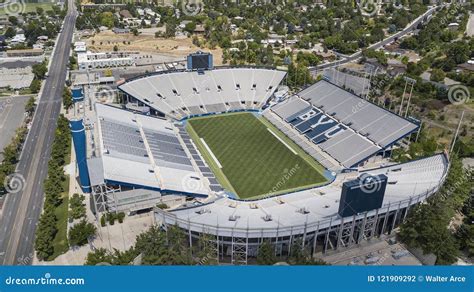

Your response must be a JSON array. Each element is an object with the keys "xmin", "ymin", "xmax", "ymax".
[
  {"xmin": 0, "ymin": 0, "xmax": 77, "ymax": 265},
  {"xmin": 309, "ymin": 6, "xmax": 438, "ymax": 71}
]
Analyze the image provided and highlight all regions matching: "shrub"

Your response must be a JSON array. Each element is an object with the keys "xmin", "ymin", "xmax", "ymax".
[
  {"xmin": 100, "ymin": 214, "xmax": 106, "ymax": 227},
  {"xmin": 117, "ymin": 212, "xmax": 125, "ymax": 224}
]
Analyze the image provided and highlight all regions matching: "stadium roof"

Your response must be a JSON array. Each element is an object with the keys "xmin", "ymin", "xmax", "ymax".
[
  {"xmin": 161, "ymin": 153, "xmax": 448, "ymax": 238},
  {"xmin": 91, "ymin": 104, "xmax": 210, "ymax": 196}
]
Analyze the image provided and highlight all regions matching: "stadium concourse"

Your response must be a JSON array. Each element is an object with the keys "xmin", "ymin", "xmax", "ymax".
[{"xmin": 67, "ymin": 65, "xmax": 451, "ymax": 263}]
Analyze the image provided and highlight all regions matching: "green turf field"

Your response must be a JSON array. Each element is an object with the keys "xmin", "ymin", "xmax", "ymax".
[{"xmin": 186, "ymin": 112, "xmax": 327, "ymax": 199}]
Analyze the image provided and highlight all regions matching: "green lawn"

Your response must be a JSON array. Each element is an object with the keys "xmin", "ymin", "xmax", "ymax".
[
  {"xmin": 0, "ymin": 3, "xmax": 54, "ymax": 14},
  {"xmin": 187, "ymin": 112, "xmax": 327, "ymax": 199},
  {"xmin": 49, "ymin": 150, "xmax": 71, "ymax": 260}
]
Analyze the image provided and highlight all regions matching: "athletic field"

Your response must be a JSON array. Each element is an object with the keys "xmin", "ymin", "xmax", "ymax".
[{"xmin": 186, "ymin": 112, "xmax": 327, "ymax": 199}]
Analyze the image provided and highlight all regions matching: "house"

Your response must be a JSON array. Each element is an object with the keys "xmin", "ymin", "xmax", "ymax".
[
  {"xmin": 456, "ymin": 60, "xmax": 474, "ymax": 73},
  {"xmin": 113, "ymin": 27, "xmax": 130, "ymax": 34},
  {"xmin": 119, "ymin": 10, "xmax": 133, "ymax": 19},
  {"xmin": 10, "ymin": 34, "xmax": 26, "ymax": 45},
  {"xmin": 447, "ymin": 22, "xmax": 460, "ymax": 31},
  {"xmin": 285, "ymin": 39, "xmax": 298, "ymax": 46},
  {"xmin": 193, "ymin": 25, "xmax": 205, "ymax": 34},
  {"xmin": 37, "ymin": 36, "xmax": 49, "ymax": 42}
]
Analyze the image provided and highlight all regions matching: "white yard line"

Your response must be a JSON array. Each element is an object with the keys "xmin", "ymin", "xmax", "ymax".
[
  {"xmin": 200, "ymin": 138, "xmax": 223, "ymax": 168},
  {"xmin": 267, "ymin": 128, "xmax": 297, "ymax": 155}
]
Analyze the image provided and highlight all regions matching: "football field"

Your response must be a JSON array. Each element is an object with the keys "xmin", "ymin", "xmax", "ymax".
[{"xmin": 186, "ymin": 112, "xmax": 327, "ymax": 199}]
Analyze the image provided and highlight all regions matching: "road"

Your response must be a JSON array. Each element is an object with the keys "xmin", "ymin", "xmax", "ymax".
[
  {"xmin": 467, "ymin": 12, "xmax": 474, "ymax": 37},
  {"xmin": 0, "ymin": 0, "xmax": 77, "ymax": 265},
  {"xmin": 309, "ymin": 6, "xmax": 438, "ymax": 71}
]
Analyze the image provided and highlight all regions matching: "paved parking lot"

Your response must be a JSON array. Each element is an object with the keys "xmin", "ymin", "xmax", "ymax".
[{"xmin": 0, "ymin": 95, "xmax": 29, "ymax": 160}]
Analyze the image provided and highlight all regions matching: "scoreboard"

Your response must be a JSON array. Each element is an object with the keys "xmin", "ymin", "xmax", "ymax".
[{"xmin": 187, "ymin": 51, "xmax": 213, "ymax": 71}]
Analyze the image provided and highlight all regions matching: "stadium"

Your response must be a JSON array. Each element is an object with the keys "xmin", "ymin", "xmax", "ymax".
[{"xmin": 70, "ymin": 52, "xmax": 450, "ymax": 264}]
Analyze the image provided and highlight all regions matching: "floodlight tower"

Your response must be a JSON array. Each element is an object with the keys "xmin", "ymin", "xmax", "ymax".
[{"xmin": 399, "ymin": 76, "xmax": 415, "ymax": 116}]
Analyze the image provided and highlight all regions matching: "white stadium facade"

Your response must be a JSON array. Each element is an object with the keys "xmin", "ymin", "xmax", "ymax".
[{"xmin": 71, "ymin": 54, "xmax": 450, "ymax": 264}]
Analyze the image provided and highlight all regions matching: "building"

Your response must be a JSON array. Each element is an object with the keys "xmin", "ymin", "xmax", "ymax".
[
  {"xmin": 6, "ymin": 48, "xmax": 43, "ymax": 57},
  {"xmin": 10, "ymin": 34, "xmax": 26, "ymax": 45},
  {"xmin": 70, "ymin": 66, "xmax": 448, "ymax": 264},
  {"xmin": 77, "ymin": 51, "xmax": 138, "ymax": 70}
]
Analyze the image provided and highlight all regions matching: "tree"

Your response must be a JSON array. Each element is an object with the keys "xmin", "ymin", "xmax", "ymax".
[
  {"xmin": 69, "ymin": 193, "xmax": 86, "ymax": 220},
  {"xmin": 184, "ymin": 21, "xmax": 196, "ymax": 34},
  {"xmin": 36, "ymin": 7, "xmax": 44, "ymax": 15},
  {"xmin": 165, "ymin": 22, "xmax": 177, "ymax": 38},
  {"xmin": 69, "ymin": 56, "xmax": 77, "ymax": 70},
  {"xmin": 430, "ymin": 69, "xmax": 445, "ymax": 83},
  {"xmin": 25, "ymin": 97, "xmax": 35, "ymax": 115},
  {"xmin": 32, "ymin": 62, "xmax": 48, "ymax": 80},
  {"xmin": 256, "ymin": 240, "xmax": 277, "ymax": 265},
  {"xmin": 398, "ymin": 156, "xmax": 471, "ymax": 265},
  {"xmin": 104, "ymin": 68, "xmax": 113, "ymax": 77},
  {"xmin": 446, "ymin": 41, "xmax": 470, "ymax": 65},
  {"xmin": 195, "ymin": 233, "xmax": 218, "ymax": 265},
  {"xmin": 29, "ymin": 79, "xmax": 41, "ymax": 94},
  {"xmin": 85, "ymin": 247, "xmax": 138, "ymax": 265},
  {"xmin": 34, "ymin": 206, "xmax": 58, "ymax": 261},
  {"xmin": 62, "ymin": 87, "xmax": 73, "ymax": 110},
  {"xmin": 100, "ymin": 12, "xmax": 115, "ymax": 28},
  {"xmin": 85, "ymin": 248, "xmax": 112, "ymax": 265},
  {"xmin": 134, "ymin": 225, "xmax": 193, "ymax": 265},
  {"xmin": 69, "ymin": 220, "xmax": 97, "ymax": 247},
  {"xmin": 4, "ymin": 27, "xmax": 16, "ymax": 39},
  {"xmin": 8, "ymin": 16, "xmax": 18, "ymax": 26}
]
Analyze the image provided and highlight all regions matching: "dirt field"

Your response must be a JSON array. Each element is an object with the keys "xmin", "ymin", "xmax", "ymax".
[{"xmin": 85, "ymin": 31, "xmax": 224, "ymax": 65}]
